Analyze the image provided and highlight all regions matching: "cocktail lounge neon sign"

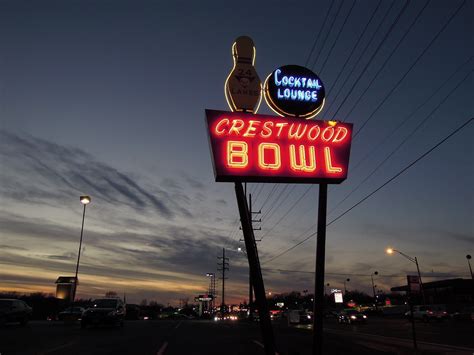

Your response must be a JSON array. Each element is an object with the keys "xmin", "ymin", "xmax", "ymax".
[{"xmin": 264, "ymin": 65, "xmax": 326, "ymax": 119}]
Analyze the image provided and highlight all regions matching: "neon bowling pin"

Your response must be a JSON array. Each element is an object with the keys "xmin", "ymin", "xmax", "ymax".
[{"xmin": 225, "ymin": 36, "xmax": 262, "ymax": 113}]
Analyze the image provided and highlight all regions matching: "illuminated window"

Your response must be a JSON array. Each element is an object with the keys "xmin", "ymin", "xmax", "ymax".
[
  {"xmin": 289, "ymin": 145, "xmax": 316, "ymax": 172},
  {"xmin": 258, "ymin": 143, "xmax": 281, "ymax": 170},
  {"xmin": 324, "ymin": 147, "xmax": 342, "ymax": 173},
  {"xmin": 227, "ymin": 141, "xmax": 248, "ymax": 168}
]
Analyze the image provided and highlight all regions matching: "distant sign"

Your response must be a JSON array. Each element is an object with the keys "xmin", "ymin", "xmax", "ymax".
[
  {"xmin": 264, "ymin": 65, "xmax": 325, "ymax": 119},
  {"xmin": 334, "ymin": 292, "xmax": 343, "ymax": 304},
  {"xmin": 205, "ymin": 110, "xmax": 352, "ymax": 184},
  {"xmin": 195, "ymin": 294, "xmax": 214, "ymax": 302},
  {"xmin": 407, "ymin": 275, "xmax": 420, "ymax": 294}
]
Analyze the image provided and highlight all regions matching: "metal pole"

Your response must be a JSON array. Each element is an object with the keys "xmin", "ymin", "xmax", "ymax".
[
  {"xmin": 221, "ymin": 248, "xmax": 226, "ymax": 314},
  {"xmin": 249, "ymin": 193, "xmax": 253, "ymax": 320},
  {"xmin": 73, "ymin": 203, "xmax": 86, "ymax": 302},
  {"xmin": 467, "ymin": 256, "xmax": 473, "ymax": 280},
  {"xmin": 371, "ymin": 275, "xmax": 377, "ymax": 310},
  {"xmin": 313, "ymin": 183, "xmax": 328, "ymax": 355},
  {"xmin": 235, "ymin": 182, "xmax": 276, "ymax": 355},
  {"xmin": 409, "ymin": 296, "xmax": 418, "ymax": 350},
  {"xmin": 415, "ymin": 257, "xmax": 426, "ymax": 305}
]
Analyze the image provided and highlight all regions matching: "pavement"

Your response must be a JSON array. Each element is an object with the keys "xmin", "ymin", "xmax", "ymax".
[{"xmin": 0, "ymin": 317, "xmax": 472, "ymax": 355}]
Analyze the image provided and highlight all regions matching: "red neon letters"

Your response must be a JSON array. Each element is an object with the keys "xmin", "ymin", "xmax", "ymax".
[{"xmin": 206, "ymin": 110, "xmax": 353, "ymax": 183}]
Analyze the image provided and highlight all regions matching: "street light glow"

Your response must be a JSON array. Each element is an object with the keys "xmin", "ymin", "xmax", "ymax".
[
  {"xmin": 386, "ymin": 248, "xmax": 394, "ymax": 255},
  {"xmin": 80, "ymin": 195, "xmax": 91, "ymax": 205}
]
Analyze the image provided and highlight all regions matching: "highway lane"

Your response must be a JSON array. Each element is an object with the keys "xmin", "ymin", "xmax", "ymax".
[
  {"xmin": 1, "ymin": 318, "xmax": 473, "ymax": 354},
  {"xmin": 323, "ymin": 317, "xmax": 474, "ymax": 349}
]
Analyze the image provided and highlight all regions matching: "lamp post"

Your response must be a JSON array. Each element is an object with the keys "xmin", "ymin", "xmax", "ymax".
[
  {"xmin": 343, "ymin": 278, "xmax": 350, "ymax": 294},
  {"xmin": 370, "ymin": 271, "xmax": 378, "ymax": 310},
  {"xmin": 73, "ymin": 195, "xmax": 91, "ymax": 303},
  {"xmin": 466, "ymin": 255, "xmax": 473, "ymax": 280},
  {"xmin": 386, "ymin": 248, "xmax": 426, "ymax": 305}
]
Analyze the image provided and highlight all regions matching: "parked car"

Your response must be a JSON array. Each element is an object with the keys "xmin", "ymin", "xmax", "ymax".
[
  {"xmin": 451, "ymin": 306, "xmax": 474, "ymax": 322},
  {"xmin": 81, "ymin": 298, "xmax": 125, "ymax": 328},
  {"xmin": 404, "ymin": 305, "xmax": 448, "ymax": 322},
  {"xmin": 0, "ymin": 299, "xmax": 32, "ymax": 326},
  {"xmin": 338, "ymin": 309, "xmax": 367, "ymax": 324},
  {"xmin": 58, "ymin": 307, "xmax": 85, "ymax": 321}
]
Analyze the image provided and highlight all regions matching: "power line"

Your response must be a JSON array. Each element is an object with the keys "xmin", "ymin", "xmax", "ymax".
[
  {"xmin": 352, "ymin": 0, "xmax": 467, "ymax": 137},
  {"xmin": 263, "ymin": 117, "xmax": 473, "ymax": 264},
  {"xmin": 261, "ymin": 184, "xmax": 293, "ymax": 223},
  {"xmin": 261, "ymin": 185, "xmax": 313, "ymax": 240},
  {"xmin": 329, "ymin": 67, "xmax": 473, "ymax": 216},
  {"xmin": 304, "ymin": 1, "xmax": 335, "ymax": 67},
  {"xmin": 257, "ymin": 184, "xmax": 279, "ymax": 210},
  {"xmin": 325, "ymin": 0, "xmax": 383, "ymax": 97},
  {"xmin": 253, "ymin": 183, "xmax": 265, "ymax": 201},
  {"xmin": 341, "ymin": 0, "xmax": 431, "ymax": 124},
  {"xmin": 310, "ymin": 0, "xmax": 345, "ymax": 70},
  {"xmin": 329, "ymin": 0, "xmax": 410, "ymax": 120},
  {"xmin": 263, "ymin": 268, "xmax": 469, "ymax": 279},
  {"xmin": 256, "ymin": 1, "xmax": 467, "ymax": 235},
  {"xmin": 323, "ymin": 0, "xmax": 397, "ymax": 116},
  {"xmin": 347, "ymin": 56, "xmax": 473, "ymax": 175},
  {"xmin": 319, "ymin": 0, "xmax": 357, "ymax": 75}
]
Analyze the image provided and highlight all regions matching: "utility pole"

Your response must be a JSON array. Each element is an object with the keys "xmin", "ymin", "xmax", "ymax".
[
  {"xmin": 241, "ymin": 193, "xmax": 261, "ymax": 319},
  {"xmin": 217, "ymin": 248, "xmax": 229, "ymax": 315},
  {"xmin": 235, "ymin": 182, "xmax": 276, "ymax": 354}
]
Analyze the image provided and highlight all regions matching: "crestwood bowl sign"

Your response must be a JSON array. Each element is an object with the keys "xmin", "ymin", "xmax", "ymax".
[{"xmin": 206, "ymin": 110, "xmax": 352, "ymax": 184}]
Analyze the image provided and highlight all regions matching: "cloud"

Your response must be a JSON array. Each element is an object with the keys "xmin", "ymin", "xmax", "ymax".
[{"xmin": 0, "ymin": 130, "xmax": 175, "ymax": 218}]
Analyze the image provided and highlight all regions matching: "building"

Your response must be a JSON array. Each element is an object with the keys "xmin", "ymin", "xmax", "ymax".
[{"xmin": 391, "ymin": 278, "xmax": 473, "ymax": 311}]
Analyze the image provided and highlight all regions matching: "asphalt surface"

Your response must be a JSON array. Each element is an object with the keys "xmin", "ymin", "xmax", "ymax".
[{"xmin": 0, "ymin": 317, "xmax": 472, "ymax": 355}]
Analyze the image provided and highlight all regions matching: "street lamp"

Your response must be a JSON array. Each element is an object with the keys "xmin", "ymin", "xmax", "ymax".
[
  {"xmin": 386, "ymin": 247, "xmax": 426, "ymax": 305},
  {"xmin": 370, "ymin": 271, "xmax": 378, "ymax": 309},
  {"xmin": 73, "ymin": 195, "xmax": 91, "ymax": 302},
  {"xmin": 466, "ymin": 255, "xmax": 473, "ymax": 280},
  {"xmin": 343, "ymin": 278, "xmax": 350, "ymax": 294}
]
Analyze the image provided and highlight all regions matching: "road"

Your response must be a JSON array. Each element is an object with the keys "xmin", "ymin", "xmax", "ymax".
[{"xmin": 0, "ymin": 317, "xmax": 472, "ymax": 355}]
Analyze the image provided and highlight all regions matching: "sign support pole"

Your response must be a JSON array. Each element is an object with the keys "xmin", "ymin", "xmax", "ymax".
[
  {"xmin": 235, "ymin": 182, "xmax": 276, "ymax": 355},
  {"xmin": 313, "ymin": 183, "xmax": 328, "ymax": 355}
]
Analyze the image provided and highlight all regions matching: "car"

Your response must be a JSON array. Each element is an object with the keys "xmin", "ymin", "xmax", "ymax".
[
  {"xmin": 0, "ymin": 299, "xmax": 32, "ymax": 326},
  {"xmin": 451, "ymin": 306, "xmax": 474, "ymax": 322},
  {"xmin": 81, "ymin": 298, "xmax": 125, "ymax": 328},
  {"xmin": 404, "ymin": 305, "xmax": 448, "ymax": 322},
  {"xmin": 338, "ymin": 309, "xmax": 367, "ymax": 324},
  {"xmin": 58, "ymin": 307, "xmax": 85, "ymax": 321}
]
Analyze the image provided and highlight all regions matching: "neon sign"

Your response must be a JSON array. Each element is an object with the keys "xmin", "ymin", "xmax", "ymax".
[
  {"xmin": 206, "ymin": 110, "xmax": 352, "ymax": 184},
  {"xmin": 264, "ymin": 65, "xmax": 325, "ymax": 119}
]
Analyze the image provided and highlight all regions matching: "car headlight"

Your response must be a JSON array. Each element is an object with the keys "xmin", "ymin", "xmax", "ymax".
[
  {"xmin": 363, "ymin": 315, "xmax": 367, "ymax": 319},
  {"xmin": 350, "ymin": 315, "xmax": 357, "ymax": 319},
  {"xmin": 307, "ymin": 315, "xmax": 311, "ymax": 319}
]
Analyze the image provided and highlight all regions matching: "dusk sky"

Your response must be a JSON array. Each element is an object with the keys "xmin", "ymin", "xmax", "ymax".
[{"xmin": 1, "ymin": 0, "xmax": 472, "ymax": 305}]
